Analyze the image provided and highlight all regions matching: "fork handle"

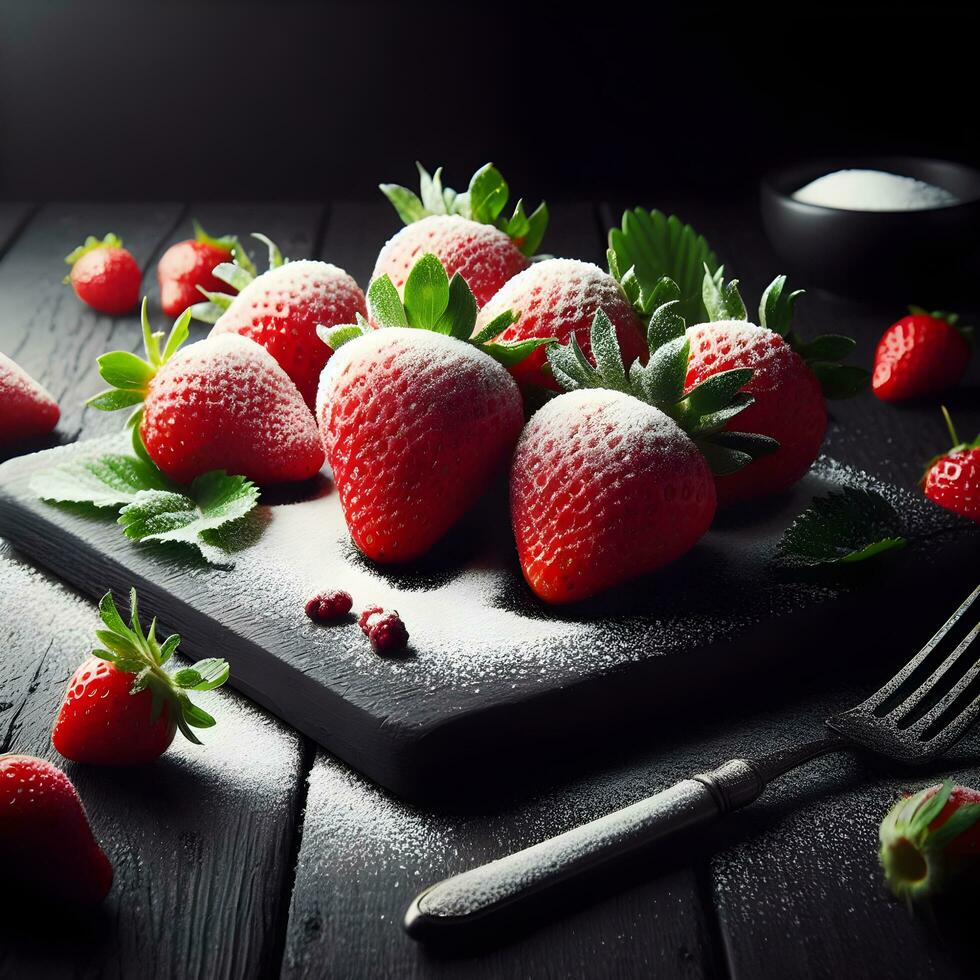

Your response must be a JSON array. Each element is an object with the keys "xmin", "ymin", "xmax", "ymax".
[{"xmin": 404, "ymin": 759, "xmax": 765, "ymax": 943}]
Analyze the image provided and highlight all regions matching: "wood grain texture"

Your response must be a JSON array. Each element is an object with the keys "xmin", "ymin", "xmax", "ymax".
[
  {"xmin": 0, "ymin": 540, "xmax": 307, "ymax": 980},
  {"xmin": 0, "ymin": 203, "xmax": 327, "ymax": 980}
]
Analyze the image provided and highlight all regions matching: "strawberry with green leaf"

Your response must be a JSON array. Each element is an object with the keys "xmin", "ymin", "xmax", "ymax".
[
  {"xmin": 511, "ymin": 290, "xmax": 777, "ymax": 604},
  {"xmin": 317, "ymin": 253, "xmax": 549, "ymax": 563},
  {"xmin": 375, "ymin": 163, "xmax": 546, "ymax": 306},
  {"xmin": 64, "ymin": 233, "xmax": 141, "ymax": 315},
  {"xmin": 684, "ymin": 269, "xmax": 868, "ymax": 504},
  {"xmin": 157, "ymin": 221, "xmax": 253, "ymax": 317},
  {"xmin": 88, "ymin": 299, "xmax": 324, "ymax": 485},
  {"xmin": 922, "ymin": 407, "xmax": 980, "ymax": 523},
  {"xmin": 53, "ymin": 589, "xmax": 229, "ymax": 766},
  {"xmin": 879, "ymin": 780, "xmax": 980, "ymax": 903},
  {"xmin": 190, "ymin": 234, "xmax": 366, "ymax": 409}
]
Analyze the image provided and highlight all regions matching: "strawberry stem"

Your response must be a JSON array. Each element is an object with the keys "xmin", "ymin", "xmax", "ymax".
[{"xmin": 941, "ymin": 404, "xmax": 960, "ymax": 448}]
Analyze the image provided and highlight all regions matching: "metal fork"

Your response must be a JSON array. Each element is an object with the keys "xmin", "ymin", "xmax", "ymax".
[{"xmin": 404, "ymin": 585, "xmax": 980, "ymax": 943}]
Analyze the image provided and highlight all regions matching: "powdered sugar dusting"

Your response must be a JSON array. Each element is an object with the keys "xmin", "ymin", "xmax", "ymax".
[
  {"xmin": 143, "ymin": 333, "xmax": 323, "ymax": 484},
  {"xmin": 0, "ymin": 351, "xmax": 60, "ymax": 439},
  {"xmin": 373, "ymin": 215, "xmax": 527, "ymax": 307}
]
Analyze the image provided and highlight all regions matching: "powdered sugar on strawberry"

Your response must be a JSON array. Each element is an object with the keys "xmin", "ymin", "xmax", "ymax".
[
  {"xmin": 143, "ymin": 333, "xmax": 324, "ymax": 485},
  {"xmin": 0, "ymin": 352, "xmax": 60, "ymax": 444},
  {"xmin": 511, "ymin": 389, "xmax": 715, "ymax": 603},
  {"xmin": 319, "ymin": 328, "xmax": 523, "ymax": 563},
  {"xmin": 211, "ymin": 259, "xmax": 366, "ymax": 410},
  {"xmin": 686, "ymin": 320, "xmax": 826, "ymax": 504},
  {"xmin": 373, "ymin": 215, "xmax": 528, "ymax": 308},
  {"xmin": 477, "ymin": 258, "xmax": 647, "ymax": 389}
]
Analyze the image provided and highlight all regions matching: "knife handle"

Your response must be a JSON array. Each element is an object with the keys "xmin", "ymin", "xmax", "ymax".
[{"xmin": 404, "ymin": 759, "xmax": 764, "ymax": 943}]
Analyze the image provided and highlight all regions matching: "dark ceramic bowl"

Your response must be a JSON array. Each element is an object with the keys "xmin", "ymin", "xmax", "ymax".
[{"xmin": 760, "ymin": 157, "xmax": 980, "ymax": 302}]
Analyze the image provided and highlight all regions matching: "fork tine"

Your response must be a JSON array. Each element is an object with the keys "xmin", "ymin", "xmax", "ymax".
[
  {"xmin": 905, "ymin": 622, "xmax": 980, "ymax": 738},
  {"xmin": 896, "ymin": 620, "xmax": 980, "ymax": 720},
  {"xmin": 859, "ymin": 584, "xmax": 980, "ymax": 713}
]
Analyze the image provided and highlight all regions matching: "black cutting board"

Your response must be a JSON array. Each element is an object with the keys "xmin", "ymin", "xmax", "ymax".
[{"xmin": 0, "ymin": 437, "xmax": 975, "ymax": 803}]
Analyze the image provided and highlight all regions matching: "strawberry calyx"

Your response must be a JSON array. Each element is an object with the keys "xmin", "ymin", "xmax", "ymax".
[
  {"xmin": 380, "ymin": 162, "xmax": 548, "ymax": 257},
  {"xmin": 879, "ymin": 780, "xmax": 980, "ymax": 904},
  {"xmin": 703, "ymin": 267, "xmax": 870, "ymax": 400},
  {"xmin": 547, "ymin": 278, "xmax": 779, "ymax": 476},
  {"xmin": 86, "ymin": 297, "xmax": 192, "ymax": 456},
  {"xmin": 92, "ymin": 588, "xmax": 229, "ymax": 745},
  {"xmin": 189, "ymin": 232, "xmax": 284, "ymax": 323},
  {"xmin": 921, "ymin": 405, "xmax": 980, "ymax": 482},
  {"xmin": 62, "ymin": 233, "xmax": 125, "ymax": 283},
  {"xmin": 908, "ymin": 306, "xmax": 974, "ymax": 349},
  {"xmin": 318, "ymin": 252, "xmax": 554, "ymax": 369}
]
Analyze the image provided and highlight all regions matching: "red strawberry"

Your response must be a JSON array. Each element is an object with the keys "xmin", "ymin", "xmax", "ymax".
[
  {"xmin": 191, "ymin": 235, "xmax": 366, "ymax": 410},
  {"xmin": 477, "ymin": 258, "xmax": 648, "ymax": 390},
  {"xmin": 921, "ymin": 407, "xmax": 980, "ymax": 522},
  {"xmin": 0, "ymin": 754, "xmax": 113, "ymax": 905},
  {"xmin": 157, "ymin": 222, "xmax": 242, "ymax": 317},
  {"xmin": 686, "ymin": 271, "xmax": 867, "ymax": 505},
  {"xmin": 317, "ymin": 254, "xmax": 543, "ymax": 563},
  {"xmin": 376, "ymin": 162, "xmax": 547, "ymax": 306},
  {"xmin": 53, "ymin": 589, "xmax": 229, "ymax": 765},
  {"xmin": 0, "ymin": 352, "xmax": 59, "ymax": 444},
  {"xmin": 873, "ymin": 310, "xmax": 971, "ymax": 401},
  {"xmin": 88, "ymin": 300, "xmax": 324, "ymax": 485},
  {"xmin": 879, "ymin": 780, "xmax": 980, "ymax": 902},
  {"xmin": 685, "ymin": 321, "xmax": 826, "ymax": 505},
  {"xmin": 64, "ymin": 233, "xmax": 141, "ymax": 315},
  {"xmin": 510, "ymin": 306, "xmax": 773, "ymax": 604}
]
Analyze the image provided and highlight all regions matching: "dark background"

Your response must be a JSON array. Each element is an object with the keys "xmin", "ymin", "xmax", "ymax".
[{"xmin": 0, "ymin": 1, "xmax": 977, "ymax": 204}]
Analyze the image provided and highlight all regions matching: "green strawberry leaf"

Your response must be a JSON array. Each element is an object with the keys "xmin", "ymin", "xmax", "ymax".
[
  {"xmin": 467, "ymin": 164, "xmax": 510, "ymax": 225},
  {"xmin": 31, "ymin": 453, "xmax": 170, "ymax": 508},
  {"xmin": 379, "ymin": 183, "xmax": 429, "ymax": 224},
  {"xmin": 607, "ymin": 209, "xmax": 719, "ymax": 322},
  {"xmin": 173, "ymin": 658, "xmax": 230, "ymax": 691},
  {"xmin": 403, "ymin": 252, "xmax": 450, "ymax": 329},
  {"xmin": 795, "ymin": 335, "xmax": 856, "ymax": 362},
  {"xmin": 367, "ymin": 274, "xmax": 408, "ymax": 328},
  {"xmin": 317, "ymin": 316, "xmax": 372, "ymax": 352},
  {"xmin": 808, "ymin": 362, "xmax": 871, "ymax": 399},
  {"xmin": 702, "ymin": 265, "xmax": 747, "ymax": 322},
  {"xmin": 117, "ymin": 471, "xmax": 259, "ymax": 567},
  {"xmin": 777, "ymin": 486, "xmax": 908, "ymax": 567},
  {"xmin": 434, "ymin": 273, "xmax": 478, "ymax": 340},
  {"xmin": 759, "ymin": 275, "xmax": 804, "ymax": 338}
]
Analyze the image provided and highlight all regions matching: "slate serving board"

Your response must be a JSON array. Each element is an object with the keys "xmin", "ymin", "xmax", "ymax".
[{"xmin": 0, "ymin": 437, "xmax": 975, "ymax": 803}]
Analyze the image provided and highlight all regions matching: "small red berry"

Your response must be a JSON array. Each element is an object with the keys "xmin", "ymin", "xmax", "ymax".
[
  {"xmin": 305, "ymin": 590, "xmax": 353, "ymax": 622},
  {"xmin": 358, "ymin": 605, "xmax": 384, "ymax": 635},
  {"xmin": 358, "ymin": 606, "xmax": 409, "ymax": 655}
]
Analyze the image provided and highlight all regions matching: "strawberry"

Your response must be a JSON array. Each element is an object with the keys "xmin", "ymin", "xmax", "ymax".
[
  {"xmin": 88, "ymin": 299, "xmax": 324, "ymax": 485},
  {"xmin": 0, "ymin": 352, "xmax": 59, "ymax": 444},
  {"xmin": 0, "ymin": 754, "xmax": 113, "ymax": 905},
  {"xmin": 921, "ymin": 407, "xmax": 980, "ymax": 522},
  {"xmin": 53, "ymin": 588, "xmax": 230, "ymax": 765},
  {"xmin": 157, "ymin": 221, "xmax": 248, "ymax": 317},
  {"xmin": 477, "ymin": 258, "xmax": 648, "ymax": 390},
  {"xmin": 511, "ymin": 297, "xmax": 776, "ymax": 604},
  {"xmin": 375, "ymin": 162, "xmax": 547, "ymax": 306},
  {"xmin": 685, "ymin": 270, "xmax": 868, "ymax": 505},
  {"xmin": 317, "ymin": 253, "xmax": 547, "ymax": 563},
  {"xmin": 64, "ymin": 233, "xmax": 141, "ymax": 315},
  {"xmin": 879, "ymin": 780, "xmax": 980, "ymax": 903},
  {"xmin": 872, "ymin": 309, "xmax": 972, "ymax": 401},
  {"xmin": 190, "ymin": 234, "xmax": 366, "ymax": 410}
]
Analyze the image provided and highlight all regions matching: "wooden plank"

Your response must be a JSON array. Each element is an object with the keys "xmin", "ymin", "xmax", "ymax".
[
  {"xmin": 280, "ymin": 200, "xmax": 721, "ymax": 979},
  {"xmin": 0, "ymin": 202, "xmax": 328, "ymax": 979},
  {"xmin": 0, "ymin": 202, "xmax": 183, "ymax": 451},
  {"xmin": 0, "ymin": 540, "xmax": 307, "ymax": 979},
  {"xmin": 709, "ymin": 682, "xmax": 980, "ymax": 980}
]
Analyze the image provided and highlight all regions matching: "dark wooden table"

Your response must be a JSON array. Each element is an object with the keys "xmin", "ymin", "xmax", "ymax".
[{"xmin": 0, "ymin": 199, "xmax": 977, "ymax": 980}]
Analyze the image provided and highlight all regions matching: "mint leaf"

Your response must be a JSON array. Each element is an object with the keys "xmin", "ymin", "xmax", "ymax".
[
  {"xmin": 118, "ymin": 471, "xmax": 259, "ymax": 566},
  {"xmin": 31, "ymin": 453, "xmax": 169, "ymax": 508},
  {"xmin": 608, "ymin": 208, "xmax": 719, "ymax": 322},
  {"xmin": 777, "ymin": 487, "xmax": 908, "ymax": 567}
]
